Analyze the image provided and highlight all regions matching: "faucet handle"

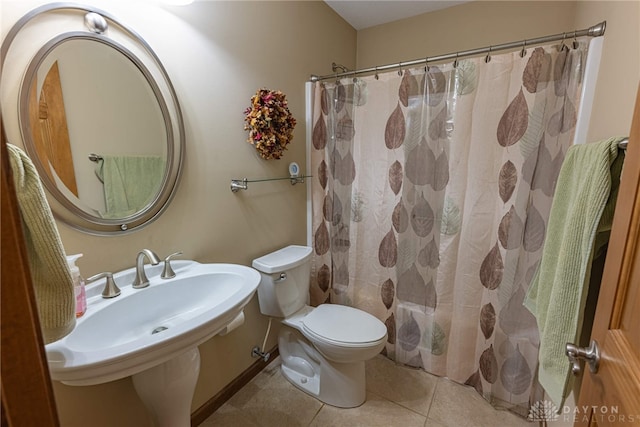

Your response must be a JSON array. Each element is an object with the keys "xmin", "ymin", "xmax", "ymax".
[
  {"xmin": 86, "ymin": 272, "xmax": 121, "ymax": 299},
  {"xmin": 161, "ymin": 251, "xmax": 183, "ymax": 279}
]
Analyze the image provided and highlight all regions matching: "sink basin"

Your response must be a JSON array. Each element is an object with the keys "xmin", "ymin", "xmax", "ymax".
[{"xmin": 46, "ymin": 261, "xmax": 260, "ymax": 386}]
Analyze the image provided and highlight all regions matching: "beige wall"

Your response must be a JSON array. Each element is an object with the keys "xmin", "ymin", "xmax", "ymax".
[
  {"xmin": 356, "ymin": 1, "xmax": 578, "ymax": 69},
  {"xmin": 574, "ymin": 0, "xmax": 640, "ymax": 141},
  {"xmin": 1, "ymin": 1, "xmax": 354, "ymax": 426},
  {"xmin": 357, "ymin": 0, "xmax": 640, "ymax": 142}
]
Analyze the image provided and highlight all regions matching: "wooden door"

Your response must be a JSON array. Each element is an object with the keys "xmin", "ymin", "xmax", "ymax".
[
  {"xmin": 576, "ymin": 86, "xmax": 640, "ymax": 425},
  {"xmin": 1, "ymin": 120, "xmax": 60, "ymax": 426},
  {"xmin": 28, "ymin": 60, "xmax": 78, "ymax": 196}
]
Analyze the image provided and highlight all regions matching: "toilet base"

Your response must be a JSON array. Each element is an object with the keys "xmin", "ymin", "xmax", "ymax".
[{"xmin": 278, "ymin": 327, "xmax": 366, "ymax": 408}]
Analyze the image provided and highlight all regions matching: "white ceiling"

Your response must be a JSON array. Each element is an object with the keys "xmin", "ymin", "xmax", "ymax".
[{"xmin": 324, "ymin": 1, "xmax": 470, "ymax": 30}]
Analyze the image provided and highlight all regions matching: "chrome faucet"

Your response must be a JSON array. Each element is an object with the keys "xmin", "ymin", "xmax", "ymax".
[{"xmin": 132, "ymin": 249, "xmax": 161, "ymax": 289}]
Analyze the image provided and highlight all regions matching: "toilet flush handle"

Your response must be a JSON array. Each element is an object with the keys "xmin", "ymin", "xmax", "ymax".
[{"xmin": 274, "ymin": 272, "xmax": 287, "ymax": 283}]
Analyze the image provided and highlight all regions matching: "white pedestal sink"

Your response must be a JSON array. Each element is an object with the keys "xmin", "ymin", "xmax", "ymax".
[{"xmin": 45, "ymin": 261, "xmax": 260, "ymax": 427}]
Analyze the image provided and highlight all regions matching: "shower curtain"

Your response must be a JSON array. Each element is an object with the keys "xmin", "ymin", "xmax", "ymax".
[{"xmin": 310, "ymin": 41, "xmax": 589, "ymax": 415}]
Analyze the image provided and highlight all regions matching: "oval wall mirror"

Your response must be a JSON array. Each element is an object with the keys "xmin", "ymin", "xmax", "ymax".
[{"xmin": 2, "ymin": 4, "xmax": 184, "ymax": 234}]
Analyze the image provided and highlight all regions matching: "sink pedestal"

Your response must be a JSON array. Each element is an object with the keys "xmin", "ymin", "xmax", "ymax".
[{"xmin": 132, "ymin": 347, "xmax": 200, "ymax": 427}]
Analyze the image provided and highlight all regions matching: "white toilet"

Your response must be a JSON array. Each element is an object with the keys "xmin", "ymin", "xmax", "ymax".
[{"xmin": 252, "ymin": 245, "xmax": 387, "ymax": 408}]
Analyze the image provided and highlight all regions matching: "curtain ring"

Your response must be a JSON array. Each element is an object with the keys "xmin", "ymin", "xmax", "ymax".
[
  {"xmin": 520, "ymin": 40, "xmax": 527, "ymax": 58},
  {"xmin": 425, "ymin": 57, "xmax": 429, "ymax": 72},
  {"xmin": 398, "ymin": 61, "xmax": 403, "ymax": 76},
  {"xmin": 485, "ymin": 46, "xmax": 492, "ymax": 63},
  {"xmin": 374, "ymin": 65, "xmax": 379, "ymax": 80},
  {"xmin": 453, "ymin": 52, "xmax": 459, "ymax": 69},
  {"xmin": 572, "ymin": 30, "xmax": 579, "ymax": 49},
  {"xmin": 560, "ymin": 32, "xmax": 568, "ymax": 52}
]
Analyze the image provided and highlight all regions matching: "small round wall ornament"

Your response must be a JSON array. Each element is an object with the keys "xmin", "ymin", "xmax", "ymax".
[{"xmin": 243, "ymin": 88, "xmax": 296, "ymax": 160}]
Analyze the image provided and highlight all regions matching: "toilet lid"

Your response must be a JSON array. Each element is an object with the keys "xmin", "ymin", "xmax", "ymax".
[{"xmin": 302, "ymin": 304, "xmax": 387, "ymax": 344}]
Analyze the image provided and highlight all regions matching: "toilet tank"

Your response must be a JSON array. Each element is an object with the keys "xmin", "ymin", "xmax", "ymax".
[{"xmin": 252, "ymin": 245, "xmax": 313, "ymax": 317}]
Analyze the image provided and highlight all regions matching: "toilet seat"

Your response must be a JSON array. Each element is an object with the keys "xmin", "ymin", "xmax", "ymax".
[{"xmin": 301, "ymin": 304, "xmax": 387, "ymax": 347}]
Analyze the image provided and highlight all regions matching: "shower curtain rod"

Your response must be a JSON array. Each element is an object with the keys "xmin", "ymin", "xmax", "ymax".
[{"xmin": 309, "ymin": 21, "xmax": 606, "ymax": 82}]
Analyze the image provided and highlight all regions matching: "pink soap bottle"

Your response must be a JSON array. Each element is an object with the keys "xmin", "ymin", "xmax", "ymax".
[{"xmin": 66, "ymin": 254, "xmax": 87, "ymax": 317}]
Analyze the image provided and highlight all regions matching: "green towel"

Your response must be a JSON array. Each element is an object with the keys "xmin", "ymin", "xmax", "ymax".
[
  {"xmin": 95, "ymin": 155, "xmax": 165, "ymax": 218},
  {"xmin": 524, "ymin": 137, "xmax": 625, "ymax": 407},
  {"xmin": 7, "ymin": 143, "xmax": 75, "ymax": 344}
]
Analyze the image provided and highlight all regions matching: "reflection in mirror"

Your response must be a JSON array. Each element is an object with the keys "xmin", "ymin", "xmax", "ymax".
[{"xmin": 27, "ymin": 38, "xmax": 167, "ymax": 219}]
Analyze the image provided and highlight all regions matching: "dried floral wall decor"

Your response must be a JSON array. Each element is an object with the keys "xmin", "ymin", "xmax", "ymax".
[{"xmin": 244, "ymin": 88, "xmax": 297, "ymax": 159}]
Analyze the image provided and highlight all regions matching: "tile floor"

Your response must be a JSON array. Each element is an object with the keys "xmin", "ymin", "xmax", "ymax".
[{"xmin": 201, "ymin": 355, "xmax": 532, "ymax": 427}]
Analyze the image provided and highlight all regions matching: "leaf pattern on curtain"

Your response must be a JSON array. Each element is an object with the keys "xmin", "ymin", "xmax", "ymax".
[
  {"xmin": 548, "ymin": 98, "xmax": 577, "ymax": 136},
  {"xmin": 454, "ymin": 60, "xmax": 479, "ymax": 96},
  {"xmin": 406, "ymin": 142, "xmax": 435, "ymax": 186},
  {"xmin": 524, "ymin": 141, "xmax": 558, "ymax": 196},
  {"xmin": 399, "ymin": 70, "xmax": 420, "ymax": 107},
  {"xmin": 397, "ymin": 263, "xmax": 437, "ymax": 308},
  {"xmin": 523, "ymin": 204, "xmax": 546, "ymax": 252},
  {"xmin": 381, "ymin": 279, "xmax": 395, "ymax": 309},
  {"xmin": 418, "ymin": 238, "xmax": 440, "ymax": 269},
  {"xmin": 314, "ymin": 222, "xmax": 329, "ymax": 255},
  {"xmin": 410, "ymin": 192, "xmax": 435, "ymax": 237},
  {"xmin": 441, "ymin": 197, "xmax": 461, "ymax": 235},
  {"xmin": 497, "ymin": 89, "xmax": 529, "ymax": 147},
  {"xmin": 389, "ymin": 161, "xmax": 403, "ymax": 195},
  {"xmin": 522, "ymin": 47, "xmax": 552, "ymax": 93},
  {"xmin": 498, "ymin": 206, "xmax": 525, "ymax": 250},
  {"xmin": 432, "ymin": 151, "xmax": 450, "ymax": 191},
  {"xmin": 385, "ymin": 103, "xmax": 406, "ymax": 149},
  {"xmin": 480, "ymin": 302, "xmax": 496, "ymax": 340},
  {"xmin": 317, "ymin": 264, "xmax": 330, "ymax": 292},
  {"xmin": 323, "ymin": 192, "xmax": 340, "ymax": 224},
  {"xmin": 500, "ymin": 345, "xmax": 533, "ymax": 395},
  {"xmin": 499, "ymin": 287, "xmax": 538, "ymax": 339},
  {"xmin": 379, "ymin": 229, "xmax": 398, "ymax": 268},
  {"xmin": 422, "ymin": 320, "xmax": 447, "ymax": 355},
  {"xmin": 330, "ymin": 151, "xmax": 356, "ymax": 186},
  {"xmin": 331, "ymin": 222, "xmax": 351, "ymax": 253},
  {"xmin": 312, "ymin": 116, "xmax": 327, "ymax": 149},
  {"xmin": 480, "ymin": 243, "xmax": 504, "ymax": 290},
  {"xmin": 392, "ymin": 199, "xmax": 409, "ymax": 233},
  {"xmin": 310, "ymin": 40, "xmax": 589, "ymax": 418},
  {"xmin": 480, "ymin": 344, "xmax": 499, "ymax": 384},
  {"xmin": 499, "ymin": 160, "xmax": 518, "ymax": 203},
  {"xmin": 398, "ymin": 314, "xmax": 421, "ymax": 351},
  {"xmin": 385, "ymin": 313, "xmax": 396, "ymax": 344},
  {"xmin": 317, "ymin": 160, "xmax": 328, "ymax": 189}
]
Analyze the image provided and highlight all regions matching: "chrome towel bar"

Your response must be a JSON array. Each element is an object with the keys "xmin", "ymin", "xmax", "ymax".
[{"xmin": 230, "ymin": 175, "xmax": 311, "ymax": 193}]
